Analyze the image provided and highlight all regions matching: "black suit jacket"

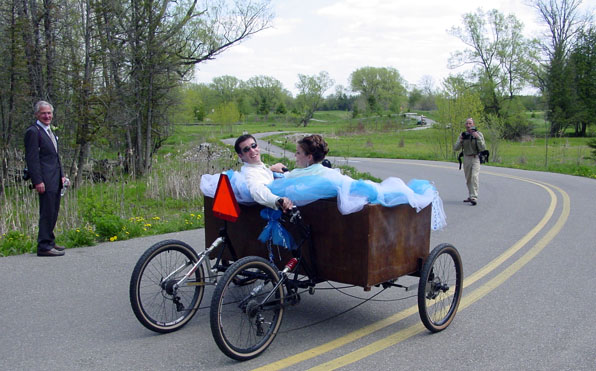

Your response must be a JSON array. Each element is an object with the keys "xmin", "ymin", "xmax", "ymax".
[{"xmin": 24, "ymin": 122, "xmax": 63, "ymax": 192}]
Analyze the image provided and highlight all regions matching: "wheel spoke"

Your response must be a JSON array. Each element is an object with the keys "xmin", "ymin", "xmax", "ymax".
[
  {"xmin": 211, "ymin": 256, "xmax": 284, "ymax": 361},
  {"xmin": 130, "ymin": 241, "xmax": 204, "ymax": 333},
  {"xmin": 418, "ymin": 244, "xmax": 463, "ymax": 332}
]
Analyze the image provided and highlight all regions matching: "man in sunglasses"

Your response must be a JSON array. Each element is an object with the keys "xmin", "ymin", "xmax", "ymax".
[{"xmin": 234, "ymin": 134, "xmax": 293, "ymax": 211}]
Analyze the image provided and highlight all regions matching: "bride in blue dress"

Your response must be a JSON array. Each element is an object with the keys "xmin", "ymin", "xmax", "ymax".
[{"xmin": 200, "ymin": 134, "xmax": 446, "ymax": 231}]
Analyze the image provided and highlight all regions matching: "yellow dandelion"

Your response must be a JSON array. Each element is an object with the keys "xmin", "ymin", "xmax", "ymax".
[
  {"xmin": 109, "ymin": 236, "xmax": 118, "ymax": 242},
  {"xmin": 144, "ymin": 223, "xmax": 151, "ymax": 227},
  {"xmin": 152, "ymin": 216, "xmax": 160, "ymax": 220}
]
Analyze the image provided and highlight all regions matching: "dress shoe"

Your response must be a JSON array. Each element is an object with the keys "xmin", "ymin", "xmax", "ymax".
[
  {"xmin": 37, "ymin": 248, "xmax": 65, "ymax": 257},
  {"xmin": 53, "ymin": 245, "xmax": 65, "ymax": 251},
  {"xmin": 463, "ymin": 198, "xmax": 472, "ymax": 203},
  {"xmin": 470, "ymin": 199, "xmax": 477, "ymax": 206}
]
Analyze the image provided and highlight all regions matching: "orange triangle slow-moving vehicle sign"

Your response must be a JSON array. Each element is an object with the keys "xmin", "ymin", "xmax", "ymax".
[{"xmin": 212, "ymin": 173, "xmax": 240, "ymax": 222}]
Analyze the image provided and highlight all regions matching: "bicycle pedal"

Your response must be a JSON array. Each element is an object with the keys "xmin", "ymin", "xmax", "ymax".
[{"xmin": 288, "ymin": 293, "xmax": 301, "ymax": 305}]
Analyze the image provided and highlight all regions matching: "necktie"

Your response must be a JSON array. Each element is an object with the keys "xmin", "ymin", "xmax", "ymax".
[{"xmin": 47, "ymin": 128, "xmax": 58, "ymax": 151}]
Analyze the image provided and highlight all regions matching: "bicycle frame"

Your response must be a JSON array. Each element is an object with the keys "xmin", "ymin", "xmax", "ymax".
[
  {"xmin": 175, "ymin": 222, "xmax": 239, "ymax": 290},
  {"xmin": 270, "ymin": 207, "xmax": 320, "ymax": 300}
]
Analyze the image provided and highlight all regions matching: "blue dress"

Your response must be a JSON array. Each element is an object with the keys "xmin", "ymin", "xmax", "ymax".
[{"xmin": 200, "ymin": 165, "xmax": 447, "ymax": 231}]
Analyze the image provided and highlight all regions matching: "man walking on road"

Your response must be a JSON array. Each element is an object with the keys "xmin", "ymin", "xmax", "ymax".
[
  {"xmin": 454, "ymin": 118, "xmax": 486, "ymax": 206},
  {"xmin": 24, "ymin": 101, "xmax": 66, "ymax": 256}
]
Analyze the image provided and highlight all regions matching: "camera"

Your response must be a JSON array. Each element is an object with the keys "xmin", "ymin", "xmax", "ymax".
[
  {"xmin": 22, "ymin": 168, "xmax": 31, "ymax": 181},
  {"xmin": 461, "ymin": 127, "xmax": 478, "ymax": 140}
]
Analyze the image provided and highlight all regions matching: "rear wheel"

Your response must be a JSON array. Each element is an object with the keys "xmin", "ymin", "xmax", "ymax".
[
  {"xmin": 418, "ymin": 243, "xmax": 463, "ymax": 332},
  {"xmin": 210, "ymin": 256, "xmax": 284, "ymax": 361},
  {"xmin": 130, "ymin": 240, "xmax": 204, "ymax": 333}
]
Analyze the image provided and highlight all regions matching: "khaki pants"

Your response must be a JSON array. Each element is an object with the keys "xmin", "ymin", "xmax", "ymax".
[{"xmin": 463, "ymin": 155, "xmax": 480, "ymax": 200}]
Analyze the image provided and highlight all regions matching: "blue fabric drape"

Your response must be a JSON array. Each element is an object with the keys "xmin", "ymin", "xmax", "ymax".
[{"xmin": 257, "ymin": 208, "xmax": 296, "ymax": 251}]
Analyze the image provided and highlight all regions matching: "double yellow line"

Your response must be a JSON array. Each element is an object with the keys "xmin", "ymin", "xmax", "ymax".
[{"xmin": 253, "ymin": 172, "xmax": 570, "ymax": 371}]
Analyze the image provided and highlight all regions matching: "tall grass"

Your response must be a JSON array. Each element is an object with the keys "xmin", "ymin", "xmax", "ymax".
[{"xmin": 0, "ymin": 137, "xmax": 239, "ymax": 256}]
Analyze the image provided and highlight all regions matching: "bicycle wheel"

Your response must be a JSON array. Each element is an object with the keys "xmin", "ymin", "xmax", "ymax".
[
  {"xmin": 418, "ymin": 243, "xmax": 463, "ymax": 332},
  {"xmin": 210, "ymin": 256, "xmax": 284, "ymax": 361},
  {"xmin": 130, "ymin": 239, "xmax": 204, "ymax": 333}
]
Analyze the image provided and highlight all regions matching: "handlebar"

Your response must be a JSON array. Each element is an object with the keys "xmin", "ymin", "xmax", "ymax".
[
  {"xmin": 287, "ymin": 206, "xmax": 301, "ymax": 224},
  {"xmin": 276, "ymin": 198, "xmax": 302, "ymax": 223}
]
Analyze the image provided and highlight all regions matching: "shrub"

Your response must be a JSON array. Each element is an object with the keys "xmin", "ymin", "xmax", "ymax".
[
  {"xmin": 500, "ymin": 99, "xmax": 535, "ymax": 140},
  {"xmin": 59, "ymin": 226, "xmax": 97, "ymax": 248},
  {"xmin": 80, "ymin": 196, "xmax": 118, "ymax": 225},
  {"xmin": 94, "ymin": 214, "xmax": 125, "ymax": 241},
  {"xmin": 0, "ymin": 231, "xmax": 36, "ymax": 256}
]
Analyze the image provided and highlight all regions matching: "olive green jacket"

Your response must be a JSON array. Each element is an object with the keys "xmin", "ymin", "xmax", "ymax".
[{"xmin": 453, "ymin": 132, "xmax": 486, "ymax": 156}]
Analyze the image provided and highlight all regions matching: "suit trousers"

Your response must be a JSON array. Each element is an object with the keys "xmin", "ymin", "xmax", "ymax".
[
  {"xmin": 38, "ymin": 190, "xmax": 61, "ymax": 251},
  {"xmin": 463, "ymin": 155, "xmax": 480, "ymax": 200}
]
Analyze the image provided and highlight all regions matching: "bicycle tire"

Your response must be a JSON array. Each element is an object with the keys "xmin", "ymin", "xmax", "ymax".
[
  {"xmin": 130, "ymin": 239, "xmax": 204, "ymax": 333},
  {"xmin": 418, "ymin": 243, "xmax": 463, "ymax": 332},
  {"xmin": 210, "ymin": 256, "xmax": 284, "ymax": 361}
]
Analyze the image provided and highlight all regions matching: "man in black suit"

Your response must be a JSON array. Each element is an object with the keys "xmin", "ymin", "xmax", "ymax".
[{"xmin": 24, "ymin": 101, "xmax": 66, "ymax": 257}]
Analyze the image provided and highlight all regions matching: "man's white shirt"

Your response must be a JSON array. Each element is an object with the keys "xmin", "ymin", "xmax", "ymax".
[{"xmin": 241, "ymin": 162, "xmax": 279, "ymax": 209}]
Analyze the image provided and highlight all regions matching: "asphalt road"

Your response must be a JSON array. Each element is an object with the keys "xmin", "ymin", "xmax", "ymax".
[{"xmin": 1, "ymin": 138, "xmax": 595, "ymax": 370}]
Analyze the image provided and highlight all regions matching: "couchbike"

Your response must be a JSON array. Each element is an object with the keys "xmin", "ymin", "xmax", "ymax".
[
  {"xmin": 208, "ymin": 200, "xmax": 464, "ymax": 361},
  {"xmin": 129, "ymin": 222, "xmax": 240, "ymax": 333}
]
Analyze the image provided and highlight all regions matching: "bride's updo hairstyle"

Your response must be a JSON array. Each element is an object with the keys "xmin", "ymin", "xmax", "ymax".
[{"xmin": 298, "ymin": 134, "xmax": 329, "ymax": 164}]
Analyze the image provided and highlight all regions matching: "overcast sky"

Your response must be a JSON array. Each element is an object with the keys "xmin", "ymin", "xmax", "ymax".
[{"xmin": 193, "ymin": 0, "xmax": 591, "ymax": 95}]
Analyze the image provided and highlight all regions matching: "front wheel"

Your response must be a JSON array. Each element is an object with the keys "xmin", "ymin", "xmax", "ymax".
[
  {"xmin": 210, "ymin": 256, "xmax": 284, "ymax": 361},
  {"xmin": 130, "ymin": 240, "xmax": 204, "ymax": 333},
  {"xmin": 418, "ymin": 243, "xmax": 463, "ymax": 332}
]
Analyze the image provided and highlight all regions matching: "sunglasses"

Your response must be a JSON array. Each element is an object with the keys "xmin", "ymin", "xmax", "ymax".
[{"xmin": 242, "ymin": 142, "xmax": 258, "ymax": 153}]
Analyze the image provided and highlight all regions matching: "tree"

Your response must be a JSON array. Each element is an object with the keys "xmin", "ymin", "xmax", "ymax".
[
  {"xmin": 435, "ymin": 75, "xmax": 484, "ymax": 159},
  {"xmin": 0, "ymin": 0, "xmax": 29, "ymax": 193},
  {"xmin": 294, "ymin": 71, "xmax": 333, "ymax": 126},
  {"xmin": 210, "ymin": 75, "xmax": 243, "ymax": 104},
  {"xmin": 498, "ymin": 15, "xmax": 537, "ymax": 99},
  {"xmin": 210, "ymin": 75, "xmax": 252, "ymax": 117},
  {"xmin": 246, "ymin": 75, "xmax": 284, "ymax": 116},
  {"xmin": 97, "ymin": 0, "xmax": 274, "ymax": 176},
  {"xmin": 0, "ymin": 0, "xmax": 274, "ymax": 186},
  {"xmin": 211, "ymin": 101, "xmax": 241, "ymax": 130},
  {"xmin": 531, "ymin": 0, "xmax": 589, "ymax": 136},
  {"xmin": 407, "ymin": 87, "xmax": 423, "ymax": 111},
  {"xmin": 349, "ymin": 66, "xmax": 406, "ymax": 115},
  {"xmin": 448, "ymin": 8, "xmax": 534, "ymax": 117},
  {"xmin": 321, "ymin": 84, "xmax": 353, "ymax": 111},
  {"xmin": 415, "ymin": 75, "xmax": 438, "ymax": 111},
  {"xmin": 170, "ymin": 82, "xmax": 210, "ymax": 123},
  {"xmin": 568, "ymin": 27, "xmax": 596, "ymax": 137}
]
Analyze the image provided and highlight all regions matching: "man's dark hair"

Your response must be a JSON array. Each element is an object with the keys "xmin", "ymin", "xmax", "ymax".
[{"xmin": 234, "ymin": 134, "xmax": 256, "ymax": 154}]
